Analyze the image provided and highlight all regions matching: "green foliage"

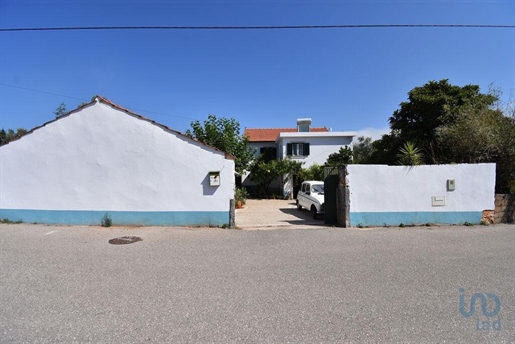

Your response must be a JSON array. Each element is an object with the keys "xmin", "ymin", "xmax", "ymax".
[
  {"xmin": 0, "ymin": 218, "xmax": 23, "ymax": 224},
  {"xmin": 234, "ymin": 187, "xmax": 248, "ymax": 206},
  {"xmin": 510, "ymin": 180, "xmax": 515, "ymax": 194},
  {"xmin": 397, "ymin": 141, "xmax": 424, "ymax": 166},
  {"xmin": 367, "ymin": 133, "xmax": 403, "ymax": 165},
  {"xmin": 436, "ymin": 103, "xmax": 515, "ymax": 193},
  {"xmin": 249, "ymin": 158, "xmax": 302, "ymax": 197},
  {"xmin": 399, "ymin": 223, "xmax": 405, "ymax": 228},
  {"xmin": 352, "ymin": 136, "xmax": 375, "ymax": 164},
  {"xmin": 298, "ymin": 163, "xmax": 324, "ymax": 182},
  {"xmin": 54, "ymin": 102, "xmax": 68, "ymax": 118},
  {"xmin": 388, "ymin": 79, "xmax": 497, "ymax": 163},
  {"xmin": 101, "ymin": 213, "xmax": 112, "ymax": 227},
  {"xmin": 186, "ymin": 115, "xmax": 255, "ymax": 175},
  {"xmin": 463, "ymin": 221, "xmax": 474, "ymax": 226},
  {"xmin": 78, "ymin": 96, "xmax": 98, "ymax": 108},
  {"xmin": 369, "ymin": 79, "xmax": 514, "ymax": 193},
  {"xmin": 0, "ymin": 128, "xmax": 28, "ymax": 146},
  {"xmin": 326, "ymin": 146, "xmax": 353, "ymax": 166}
]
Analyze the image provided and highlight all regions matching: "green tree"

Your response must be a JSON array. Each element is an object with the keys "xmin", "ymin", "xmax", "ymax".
[
  {"xmin": 186, "ymin": 115, "xmax": 255, "ymax": 175},
  {"xmin": 54, "ymin": 102, "xmax": 67, "ymax": 118},
  {"xmin": 436, "ymin": 103, "xmax": 515, "ymax": 193},
  {"xmin": 249, "ymin": 158, "xmax": 302, "ymax": 197},
  {"xmin": 352, "ymin": 136, "xmax": 375, "ymax": 164},
  {"xmin": 326, "ymin": 146, "xmax": 353, "ymax": 166},
  {"xmin": 387, "ymin": 79, "xmax": 497, "ymax": 163},
  {"xmin": 0, "ymin": 128, "xmax": 27, "ymax": 146}
]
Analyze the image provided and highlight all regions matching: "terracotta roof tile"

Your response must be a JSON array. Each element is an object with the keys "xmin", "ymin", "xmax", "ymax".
[{"xmin": 244, "ymin": 127, "xmax": 328, "ymax": 142}]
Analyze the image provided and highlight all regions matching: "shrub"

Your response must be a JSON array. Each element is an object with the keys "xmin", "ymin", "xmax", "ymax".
[
  {"xmin": 234, "ymin": 187, "xmax": 248, "ymax": 207},
  {"xmin": 101, "ymin": 213, "xmax": 112, "ymax": 227},
  {"xmin": 0, "ymin": 218, "xmax": 22, "ymax": 224}
]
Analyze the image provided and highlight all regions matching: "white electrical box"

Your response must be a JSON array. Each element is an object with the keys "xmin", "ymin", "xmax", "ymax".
[
  {"xmin": 209, "ymin": 172, "xmax": 220, "ymax": 186},
  {"xmin": 432, "ymin": 196, "xmax": 445, "ymax": 207},
  {"xmin": 447, "ymin": 179, "xmax": 456, "ymax": 191}
]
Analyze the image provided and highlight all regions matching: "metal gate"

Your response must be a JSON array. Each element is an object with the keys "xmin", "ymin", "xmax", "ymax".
[
  {"xmin": 323, "ymin": 166, "xmax": 349, "ymax": 227},
  {"xmin": 324, "ymin": 167, "xmax": 338, "ymax": 225}
]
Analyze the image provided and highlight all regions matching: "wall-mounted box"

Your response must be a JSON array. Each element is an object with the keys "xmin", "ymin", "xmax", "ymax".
[
  {"xmin": 432, "ymin": 196, "xmax": 445, "ymax": 207},
  {"xmin": 209, "ymin": 171, "xmax": 220, "ymax": 186},
  {"xmin": 447, "ymin": 179, "xmax": 456, "ymax": 191}
]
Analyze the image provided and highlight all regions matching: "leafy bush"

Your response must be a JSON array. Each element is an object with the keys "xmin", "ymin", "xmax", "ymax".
[
  {"xmin": 235, "ymin": 187, "xmax": 248, "ymax": 207},
  {"xmin": 298, "ymin": 163, "xmax": 324, "ymax": 182},
  {"xmin": 101, "ymin": 213, "xmax": 112, "ymax": 227},
  {"xmin": 0, "ymin": 218, "xmax": 22, "ymax": 224}
]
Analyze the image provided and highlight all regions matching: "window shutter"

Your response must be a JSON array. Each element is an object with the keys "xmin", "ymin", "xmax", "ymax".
[
  {"xmin": 304, "ymin": 143, "xmax": 310, "ymax": 156},
  {"xmin": 287, "ymin": 143, "xmax": 292, "ymax": 156}
]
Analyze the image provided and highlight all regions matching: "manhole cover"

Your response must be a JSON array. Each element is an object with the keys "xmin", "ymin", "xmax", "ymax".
[{"xmin": 108, "ymin": 236, "xmax": 143, "ymax": 245}]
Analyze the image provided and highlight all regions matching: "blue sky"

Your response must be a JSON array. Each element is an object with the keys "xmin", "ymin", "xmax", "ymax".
[{"xmin": 1, "ymin": 0, "xmax": 514, "ymax": 140}]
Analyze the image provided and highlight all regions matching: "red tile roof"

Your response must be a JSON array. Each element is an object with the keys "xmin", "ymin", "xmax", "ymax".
[{"xmin": 244, "ymin": 127, "xmax": 328, "ymax": 142}]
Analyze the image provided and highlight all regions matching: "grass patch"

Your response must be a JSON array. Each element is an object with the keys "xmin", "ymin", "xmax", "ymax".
[{"xmin": 0, "ymin": 218, "xmax": 22, "ymax": 224}]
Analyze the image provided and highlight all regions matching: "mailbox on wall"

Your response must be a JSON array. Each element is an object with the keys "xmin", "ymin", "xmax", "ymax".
[{"xmin": 209, "ymin": 171, "xmax": 221, "ymax": 186}]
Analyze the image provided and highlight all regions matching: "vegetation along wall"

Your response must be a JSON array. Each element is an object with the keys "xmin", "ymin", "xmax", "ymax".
[{"xmin": 346, "ymin": 164, "xmax": 496, "ymax": 227}]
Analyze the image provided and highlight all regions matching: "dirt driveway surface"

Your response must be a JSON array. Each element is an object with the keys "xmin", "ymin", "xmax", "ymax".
[{"xmin": 236, "ymin": 199, "xmax": 325, "ymax": 229}]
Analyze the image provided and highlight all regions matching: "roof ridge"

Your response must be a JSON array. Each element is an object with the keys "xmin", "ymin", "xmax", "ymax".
[
  {"xmin": 244, "ymin": 127, "xmax": 327, "ymax": 131},
  {"xmin": 2, "ymin": 95, "xmax": 235, "ymax": 161}
]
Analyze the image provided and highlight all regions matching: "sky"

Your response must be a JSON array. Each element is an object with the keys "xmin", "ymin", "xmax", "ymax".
[{"xmin": 0, "ymin": 0, "xmax": 514, "ymax": 141}]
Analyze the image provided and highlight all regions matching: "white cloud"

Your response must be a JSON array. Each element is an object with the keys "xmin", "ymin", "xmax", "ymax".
[{"xmin": 354, "ymin": 126, "xmax": 390, "ymax": 142}]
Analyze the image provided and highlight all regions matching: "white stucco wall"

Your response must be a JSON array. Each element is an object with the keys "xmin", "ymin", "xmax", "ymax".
[
  {"xmin": 0, "ymin": 101, "xmax": 235, "ymax": 226},
  {"xmin": 277, "ymin": 133, "xmax": 355, "ymax": 168},
  {"xmin": 346, "ymin": 164, "xmax": 496, "ymax": 226}
]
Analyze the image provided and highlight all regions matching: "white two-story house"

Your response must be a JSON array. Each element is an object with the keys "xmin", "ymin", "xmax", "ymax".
[{"xmin": 242, "ymin": 118, "xmax": 357, "ymax": 195}]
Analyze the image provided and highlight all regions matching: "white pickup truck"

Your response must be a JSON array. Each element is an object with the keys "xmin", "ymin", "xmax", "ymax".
[{"xmin": 296, "ymin": 181, "xmax": 324, "ymax": 219}]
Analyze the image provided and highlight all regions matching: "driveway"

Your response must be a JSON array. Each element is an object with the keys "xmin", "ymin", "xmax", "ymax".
[{"xmin": 236, "ymin": 199, "xmax": 324, "ymax": 228}]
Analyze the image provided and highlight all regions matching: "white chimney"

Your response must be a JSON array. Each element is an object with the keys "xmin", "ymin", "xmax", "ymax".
[{"xmin": 297, "ymin": 118, "xmax": 312, "ymax": 132}]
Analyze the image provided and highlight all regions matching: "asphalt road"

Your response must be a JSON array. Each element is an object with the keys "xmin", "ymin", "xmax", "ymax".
[{"xmin": 1, "ymin": 223, "xmax": 514, "ymax": 343}]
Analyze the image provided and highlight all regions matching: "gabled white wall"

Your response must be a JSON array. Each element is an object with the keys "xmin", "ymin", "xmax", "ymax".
[{"xmin": 0, "ymin": 101, "xmax": 235, "ymax": 226}]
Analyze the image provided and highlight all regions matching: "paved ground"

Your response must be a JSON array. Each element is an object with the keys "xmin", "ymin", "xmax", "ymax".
[
  {"xmin": 1, "ymin": 223, "xmax": 514, "ymax": 343},
  {"xmin": 236, "ymin": 199, "xmax": 323, "ymax": 228}
]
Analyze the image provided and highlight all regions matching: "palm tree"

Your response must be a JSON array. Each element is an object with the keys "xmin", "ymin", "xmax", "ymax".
[{"xmin": 397, "ymin": 142, "xmax": 424, "ymax": 166}]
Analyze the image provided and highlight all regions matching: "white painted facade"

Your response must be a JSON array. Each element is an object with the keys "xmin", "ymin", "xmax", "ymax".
[
  {"xmin": 242, "ymin": 126, "xmax": 357, "ymax": 193},
  {"xmin": 276, "ymin": 132, "xmax": 355, "ymax": 167},
  {"xmin": 346, "ymin": 164, "xmax": 496, "ymax": 226},
  {"xmin": 0, "ymin": 98, "xmax": 235, "ymax": 226}
]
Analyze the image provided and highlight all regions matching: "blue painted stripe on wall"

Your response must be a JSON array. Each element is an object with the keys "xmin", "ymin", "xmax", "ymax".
[
  {"xmin": 350, "ymin": 211, "xmax": 482, "ymax": 227},
  {"xmin": 0, "ymin": 209, "xmax": 229, "ymax": 226}
]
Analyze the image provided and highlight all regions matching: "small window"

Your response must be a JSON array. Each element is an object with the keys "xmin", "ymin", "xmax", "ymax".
[
  {"xmin": 287, "ymin": 143, "xmax": 310, "ymax": 157},
  {"xmin": 298, "ymin": 124, "xmax": 310, "ymax": 132}
]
